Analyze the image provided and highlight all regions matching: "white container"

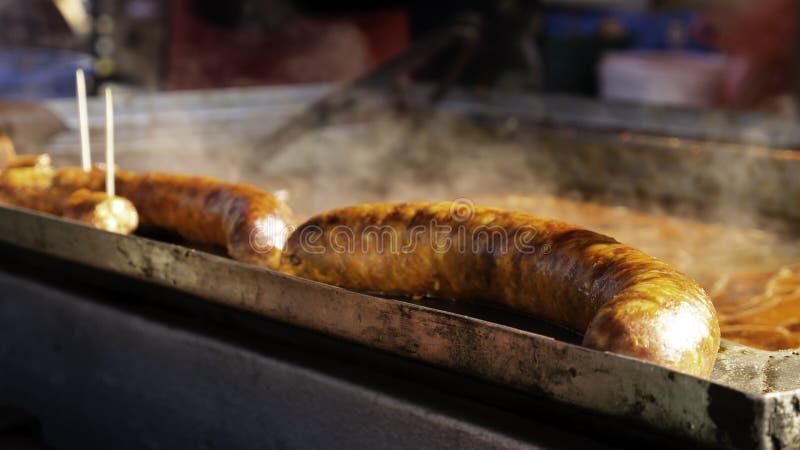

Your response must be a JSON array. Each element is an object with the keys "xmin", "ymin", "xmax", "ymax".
[{"xmin": 599, "ymin": 51, "xmax": 727, "ymax": 107}]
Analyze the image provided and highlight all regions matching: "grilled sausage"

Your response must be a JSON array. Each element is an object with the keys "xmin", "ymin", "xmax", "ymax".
[
  {"xmin": 0, "ymin": 167, "xmax": 138, "ymax": 234},
  {"xmin": 1, "ymin": 162, "xmax": 293, "ymax": 267},
  {"xmin": 118, "ymin": 171, "xmax": 294, "ymax": 269},
  {"xmin": 280, "ymin": 202, "xmax": 721, "ymax": 376},
  {"xmin": 54, "ymin": 167, "xmax": 294, "ymax": 270}
]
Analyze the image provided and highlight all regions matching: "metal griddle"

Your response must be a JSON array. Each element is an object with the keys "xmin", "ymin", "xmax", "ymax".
[{"xmin": 0, "ymin": 205, "xmax": 798, "ymax": 449}]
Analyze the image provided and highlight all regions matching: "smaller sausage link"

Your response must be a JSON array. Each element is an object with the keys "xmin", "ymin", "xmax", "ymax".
[
  {"xmin": 0, "ymin": 166, "xmax": 138, "ymax": 234},
  {"xmin": 53, "ymin": 167, "xmax": 295, "ymax": 269},
  {"xmin": 7, "ymin": 161, "xmax": 293, "ymax": 269}
]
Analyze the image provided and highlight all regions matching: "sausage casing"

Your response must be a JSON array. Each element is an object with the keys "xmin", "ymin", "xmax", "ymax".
[
  {"xmin": 281, "ymin": 202, "xmax": 721, "ymax": 377},
  {"xmin": 0, "ymin": 167, "xmax": 138, "ymax": 234},
  {"xmin": 117, "ymin": 171, "xmax": 294, "ymax": 269},
  {"xmin": 54, "ymin": 167, "xmax": 294, "ymax": 269}
]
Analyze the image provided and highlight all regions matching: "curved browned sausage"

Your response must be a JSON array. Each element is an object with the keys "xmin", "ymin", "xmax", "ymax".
[
  {"xmin": 54, "ymin": 167, "xmax": 294, "ymax": 270},
  {"xmin": 280, "ymin": 202, "xmax": 721, "ymax": 376}
]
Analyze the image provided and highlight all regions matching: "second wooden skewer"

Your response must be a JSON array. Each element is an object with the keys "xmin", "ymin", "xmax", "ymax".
[
  {"xmin": 104, "ymin": 86, "xmax": 115, "ymax": 198},
  {"xmin": 76, "ymin": 69, "xmax": 91, "ymax": 172}
]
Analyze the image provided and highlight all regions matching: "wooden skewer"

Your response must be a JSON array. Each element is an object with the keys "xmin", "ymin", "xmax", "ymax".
[
  {"xmin": 104, "ymin": 86, "xmax": 115, "ymax": 198},
  {"xmin": 76, "ymin": 69, "xmax": 91, "ymax": 172}
]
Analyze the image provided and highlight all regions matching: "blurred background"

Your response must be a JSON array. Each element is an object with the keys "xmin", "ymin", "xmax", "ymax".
[{"xmin": 0, "ymin": 0, "xmax": 795, "ymax": 112}]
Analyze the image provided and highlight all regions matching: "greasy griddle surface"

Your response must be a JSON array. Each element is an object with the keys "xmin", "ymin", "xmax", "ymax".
[
  {"xmin": 477, "ymin": 194, "xmax": 800, "ymax": 351},
  {"xmin": 43, "ymin": 106, "xmax": 800, "ymax": 351}
]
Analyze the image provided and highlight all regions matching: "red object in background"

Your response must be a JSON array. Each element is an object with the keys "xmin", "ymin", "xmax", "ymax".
[
  {"xmin": 167, "ymin": 0, "xmax": 408, "ymax": 90},
  {"xmin": 711, "ymin": 0, "xmax": 796, "ymax": 109}
]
